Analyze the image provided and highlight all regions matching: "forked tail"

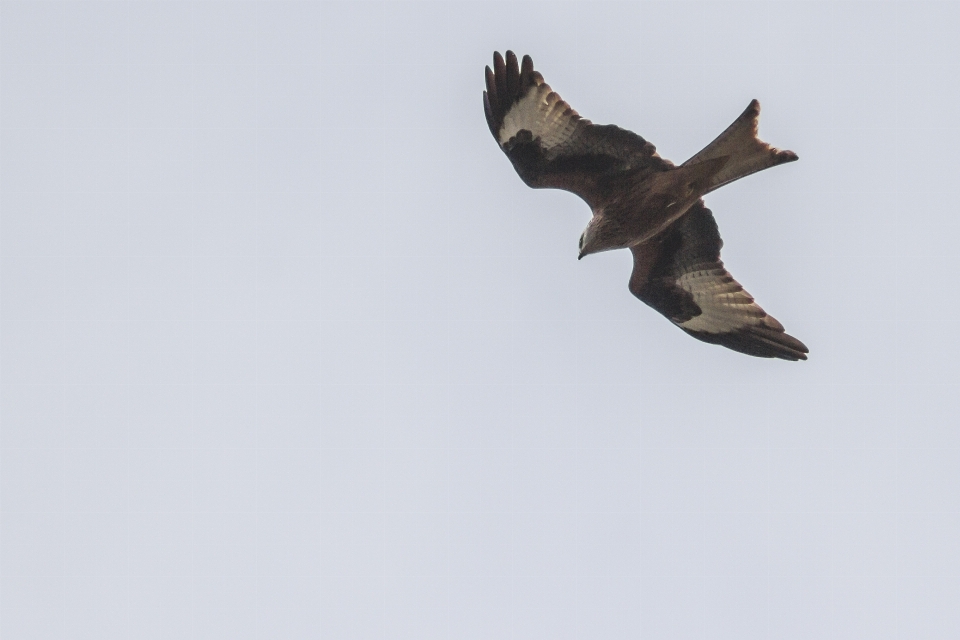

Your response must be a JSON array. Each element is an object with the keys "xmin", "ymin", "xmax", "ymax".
[{"xmin": 682, "ymin": 99, "xmax": 797, "ymax": 193}]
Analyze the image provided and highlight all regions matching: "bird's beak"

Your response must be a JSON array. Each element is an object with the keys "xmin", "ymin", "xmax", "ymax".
[{"xmin": 577, "ymin": 251, "xmax": 584, "ymax": 260}]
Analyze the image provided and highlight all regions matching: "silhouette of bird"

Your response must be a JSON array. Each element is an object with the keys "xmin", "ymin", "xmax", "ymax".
[{"xmin": 484, "ymin": 51, "xmax": 808, "ymax": 360}]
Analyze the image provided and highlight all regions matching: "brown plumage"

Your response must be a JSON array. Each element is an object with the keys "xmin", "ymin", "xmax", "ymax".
[{"xmin": 484, "ymin": 51, "xmax": 808, "ymax": 360}]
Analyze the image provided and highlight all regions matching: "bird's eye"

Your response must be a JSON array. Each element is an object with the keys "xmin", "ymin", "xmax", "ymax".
[{"xmin": 579, "ymin": 235, "xmax": 584, "ymax": 249}]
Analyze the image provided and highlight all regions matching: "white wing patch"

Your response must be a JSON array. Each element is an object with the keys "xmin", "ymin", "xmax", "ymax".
[
  {"xmin": 674, "ymin": 267, "xmax": 780, "ymax": 334},
  {"xmin": 498, "ymin": 80, "xmax": 584, "ymax": 154}
]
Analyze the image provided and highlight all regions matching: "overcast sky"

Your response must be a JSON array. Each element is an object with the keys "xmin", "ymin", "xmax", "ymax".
[{"xmin": 2, "ymin": 1, "xmax": 959, "ymax": 638}]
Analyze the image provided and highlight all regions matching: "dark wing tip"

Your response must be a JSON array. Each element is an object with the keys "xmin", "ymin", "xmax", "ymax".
[
  {"xmin": 485, "ymin": 50, "xmax": 541, "ymax": 142},
  {"xmin": 521, "ymin": 54, "xmax": 534, "ymax": 76},
  {"xmin": 505, "ymin": 51, "xmax": 520, "ymax": 100},
  {"xmin": 493, "ymin": 51, "xmax": 507, "ymax": 102},
  {"xmin": 683, "ymin": 326, "xmax": 809, "ymax": 361},
  {"xmin": 754, "ymin": 326, "xmax": 809, "ymax": 361}
]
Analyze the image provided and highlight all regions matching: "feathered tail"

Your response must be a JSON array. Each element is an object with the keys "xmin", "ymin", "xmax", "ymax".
[{"xmin": 682, "ymin": 99, "xmax": 797, "ymax": 193}]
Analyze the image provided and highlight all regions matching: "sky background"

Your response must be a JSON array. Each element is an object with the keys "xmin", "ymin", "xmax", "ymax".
[{"xmin": 2, "ymin": 1, "xmax": 959, "ymax": 638}]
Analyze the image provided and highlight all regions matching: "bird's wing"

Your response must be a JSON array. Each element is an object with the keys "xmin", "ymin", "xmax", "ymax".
[
  {"xmin": 483, "ymin": 51, "xmax": 671, "ymax": 207},
  {"xmin": 629, "ymin": 201, "xmax": 808, "ymax": 360}
]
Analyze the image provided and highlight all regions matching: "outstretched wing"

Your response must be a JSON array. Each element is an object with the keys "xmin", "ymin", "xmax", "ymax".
[
  {"xmin": 629, "ymin": 202, "xmax": 808, "ymax": 360},
  {"xmin": 483, "ymin": 51, "xmax": 671, "ymax": 207}
]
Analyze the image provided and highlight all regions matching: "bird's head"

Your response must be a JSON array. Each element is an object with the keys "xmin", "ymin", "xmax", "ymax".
[
  {"xmin": 578, "ymin": 220, "xmax": 596, "ymax": 260},
  {"xmin": 577, "ymin": 231, "xmax": 590, "ymax": 260},
  {"xmin": 578, "ymin": 217, "xmax": 613, "ymax": 260}
]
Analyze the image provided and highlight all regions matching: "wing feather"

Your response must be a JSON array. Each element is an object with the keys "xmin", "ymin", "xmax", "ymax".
[
  {"xmin": 483, "ymin": 51, "xmax": 670, "ymax": 206},
  {"xmin": 629, "ymin": 202, "xmax": 808, "ymax": 361}
]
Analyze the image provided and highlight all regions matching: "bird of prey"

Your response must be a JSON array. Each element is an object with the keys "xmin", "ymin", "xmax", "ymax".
[{"xmin": 483, "ymin": 51, "xmax": 808, "ymax": 360}]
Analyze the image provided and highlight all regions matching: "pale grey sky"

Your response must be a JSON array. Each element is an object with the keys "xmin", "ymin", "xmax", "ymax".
[{"xmin": 2, "ymin": 1, "xmax": 959, "ymax": 639}]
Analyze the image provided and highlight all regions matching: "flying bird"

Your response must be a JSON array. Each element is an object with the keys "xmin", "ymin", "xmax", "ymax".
[{"xmin": 483, "ymin": 51, "xmax": 808, "ymax": 360}]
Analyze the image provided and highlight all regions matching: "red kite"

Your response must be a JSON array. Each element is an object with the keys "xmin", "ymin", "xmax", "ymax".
[{"xmin": 484, "ymin": 51, "xmax": 808, "ymax": 360}]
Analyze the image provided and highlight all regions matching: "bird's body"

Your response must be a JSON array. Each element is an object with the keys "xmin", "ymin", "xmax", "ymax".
[
  {"xmin": 484, "ymin": 51, "xmax": 808, "ymax": 360},
  {"xmin": 578, "ymin": 156, "xmax": 730, "ymax": 254}
]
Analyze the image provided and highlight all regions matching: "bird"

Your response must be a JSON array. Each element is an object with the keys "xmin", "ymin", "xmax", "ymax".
[{"xmin": 483, "ymin": 51, "xmax": 809, "ymax": 361}]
